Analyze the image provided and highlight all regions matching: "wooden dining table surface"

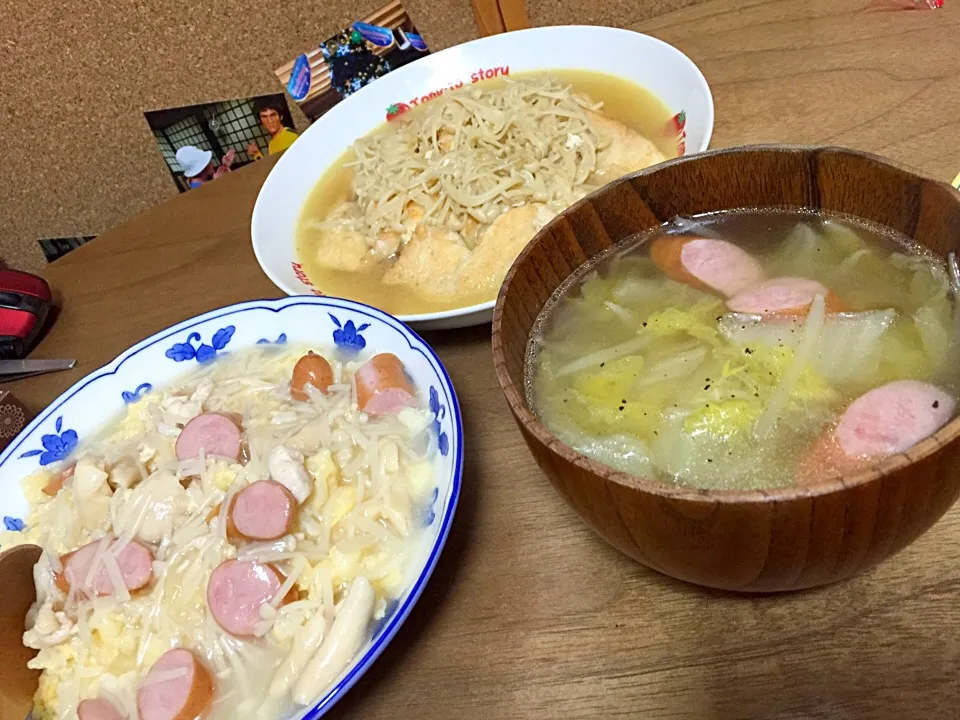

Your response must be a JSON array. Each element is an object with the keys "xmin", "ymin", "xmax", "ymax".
[{"xmin": 6, "ymin": 0, "xmax": 960, "ymax": 717}]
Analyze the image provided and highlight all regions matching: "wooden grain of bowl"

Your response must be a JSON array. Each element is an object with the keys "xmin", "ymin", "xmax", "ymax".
[{"xmin": 491, "ymin": 145, "xmax": 960, "ymax": 593}]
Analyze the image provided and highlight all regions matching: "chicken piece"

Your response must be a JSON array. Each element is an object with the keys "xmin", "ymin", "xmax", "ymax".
[
  {"xmin": 586, "ymin": 110, "xmax": 667, "ymax": 182},
  {"xmin": 113, "ymin": 470, "xmax": 189, "ymax": 544},
  {"xmin": 372, "ymin": 202, "xmax": 426, "ymax": 260},
  {"xmin": 437, "ymin": 128, "xmax": 454, "ymax": 152},
  {"xmin": 462, "ymin": 216, "xmax": 481, "ymax": 247},
  {"xmin": 312, "ymin": 203, "xmax": 373, "ymax": 272},
  {"xmin": 160, "ymin": 379, "xmax": 213, "ymax": 426},
  {"xmin": 23, "ymin": 603, "xmax": 75, "ymax": 650},
  {"xmin": 381, "ymin": 227, "xmax": 470, "ymax": 299},
  {"xmin": 375, "ymin": 231, "xmax": 401, "ymax": 259},
  {"xmin": 108, "ymin": 456, "xmax": 141, "ymax": 489},
  {"xmin": 267, "ymin": 445, "xmax": 312, "ymax": 504},
  {"xmin": 406, "ymin": 202, "xmax": 426, "ymax": 226},
  {"xmin": 457, "ymin": 204, "xmax": 557, "ymax": 295},
  {"xmin": 73, "ymin": 457, "xmax": 113, "ymax": 531}
]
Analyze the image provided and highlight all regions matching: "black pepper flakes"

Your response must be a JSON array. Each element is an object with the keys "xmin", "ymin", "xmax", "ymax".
[
  {"xmin": 704, "ymin": 384, "xmax": 711, "ymax": 390},
  {"xmin": 600, "ymin": 362, "xmax": 605, "ymax": 367},
  {"xmin": 934, "ymin": 400, "xmax": 940, "ymax": 408},
  {"xmin": 707, "ymin": 458, "xmax": 713, "ymax": 463},
  {"xmin": 618, "ymin": 405, "xmax": 625, "ymax": 411},
  {"xmin": 744, "ymin": 347, "xmax": 753, "ymax": 355},
  {"xmin": 642, "ymin": 322, "xmax": 648, "ymax": 327}
]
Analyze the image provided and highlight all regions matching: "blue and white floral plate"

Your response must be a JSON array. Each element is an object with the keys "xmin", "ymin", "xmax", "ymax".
[{"xmin": 0, "ymin": 296, "xmax": 463, "ymax": 720}]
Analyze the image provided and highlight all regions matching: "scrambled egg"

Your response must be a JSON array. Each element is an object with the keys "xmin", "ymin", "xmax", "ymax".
[
  {"xmin": 306, "ymin": 449, "xmax": 338, "ymax": 511},
  {"xmin": 406, "ymin": 460, "xmax": 435, "ymax": 502},
  {"xmin": 323, "ymin": 486, "xmax": 357, "ymax": 529},
  {"xmin": 29, "ymin": 609, "xmax": 143, "ymax": 719},
  {"xmin": 105, "ymin": 394, "xmax": 160, "ymax": 442},
  {"xmin": 33, "ymin": 661, "xmax": 63, "ymax": 720},
  {"xmin": 203, "ymin": 460, "xmax": 238, "ymax": 492}
]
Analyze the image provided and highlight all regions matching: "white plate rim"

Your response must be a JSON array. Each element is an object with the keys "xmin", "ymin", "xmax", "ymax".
[
  {"xmin": 0, "ymin": 295, "xmax": 464, "ymax": 720},
  {"xmin": 251, "ymin": 25, "xmax": 715, "ymax": 327}
]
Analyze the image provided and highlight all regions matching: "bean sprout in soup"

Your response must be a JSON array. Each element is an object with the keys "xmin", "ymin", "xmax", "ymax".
[
  {"xmin": 526, "ymin": 210, "xmax": 960, "ymax": 491},
  {"xmin": 295, "ymin": 71, "xmax": 677, "ymax": 315},
  {"xmin": 1, "ymin": 344, "xmax": 441, "ymax": 720}
]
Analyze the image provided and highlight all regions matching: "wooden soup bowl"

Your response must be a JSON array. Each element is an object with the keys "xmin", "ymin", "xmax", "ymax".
[{"xmin": 491, "ymin": 145, "xmax": 960, "ymax": 593}]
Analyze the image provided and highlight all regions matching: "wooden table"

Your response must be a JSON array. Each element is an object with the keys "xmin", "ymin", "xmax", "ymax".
[{"xmin": 7, "ymin": 1, "xmax": 960, "ymax": 717}]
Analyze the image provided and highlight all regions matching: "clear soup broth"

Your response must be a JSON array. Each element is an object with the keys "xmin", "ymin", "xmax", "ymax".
[{"xmin": 526, "ymin": 209, "xmax": 960, "ymax": 491}]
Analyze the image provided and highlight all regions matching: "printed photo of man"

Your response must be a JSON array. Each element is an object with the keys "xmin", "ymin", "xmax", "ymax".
[
  {"xmin": 247, "ymin": 98, "xmax": 299, "ymax": 159},
  {"xmin": 146, "ymin": 93, "xmax": 295, "ymax": 193}
]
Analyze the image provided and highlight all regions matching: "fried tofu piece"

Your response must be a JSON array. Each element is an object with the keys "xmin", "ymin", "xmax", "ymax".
[
  {"xmin": 381, "ymin": 227, "xmax": 470, "ymax": 299},
  {"xmin": 457, "ymin": 204, "xmax": 556, "ymax": 294},
  {"xmin": 586, "ymin": 110, "xmax": 667, "ymax": 182},
  {"xmin": 311, "ymin": 203, "xmax": 373, "ymax": 272}
]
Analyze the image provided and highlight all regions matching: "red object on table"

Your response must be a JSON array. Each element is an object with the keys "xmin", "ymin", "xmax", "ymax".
[
  {"xmin": 0, "ymin": 269, "xmax": 53, "ymax": 360},
  {"xmin": 862, "ymin": 0, "xmax": 943, "ymax": 11}
]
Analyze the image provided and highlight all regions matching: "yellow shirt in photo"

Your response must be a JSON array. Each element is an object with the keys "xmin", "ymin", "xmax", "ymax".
[{"xmin": 268, "ymin": 128, "xmax": 299, "ymax": 155}]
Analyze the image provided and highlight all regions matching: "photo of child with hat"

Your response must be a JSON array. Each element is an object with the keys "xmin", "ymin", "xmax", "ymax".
[{"xmin": 145, "ymin": 93, "xmax": 297, "ymax": 192}]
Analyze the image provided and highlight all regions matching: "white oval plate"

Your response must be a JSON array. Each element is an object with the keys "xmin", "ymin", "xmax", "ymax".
[
  {"xmin": 252, "ymin": 25, "xmax": 715, "ymax": 331},
  {"xmin": 0, "ymin": 296, "xmax": 463, "ymax": 719}
]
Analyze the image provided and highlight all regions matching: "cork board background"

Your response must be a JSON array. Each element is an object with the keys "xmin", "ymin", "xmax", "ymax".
[
  {"xmin": 528, "ymin": 0, "xmax": 705, "ymax": 31},
  {"xmin": 0, "ymin": 0, "xmax": 478, "ymax": 271},
  {"xmin": 0, "ymin": 0, "xmax": 706, "ymax": 272}
]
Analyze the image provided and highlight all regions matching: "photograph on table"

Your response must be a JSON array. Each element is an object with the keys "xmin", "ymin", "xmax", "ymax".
[
  {"xmin": 275, "ymin": 0, "xmax": 429, "ymax": 123},
  {"xmin": 145, "ymin": 94, "xmax": 299, "ymax": 193},
  {"xmin": 38, "ymin": 235, "xmax": 96, "ymax": 263}
]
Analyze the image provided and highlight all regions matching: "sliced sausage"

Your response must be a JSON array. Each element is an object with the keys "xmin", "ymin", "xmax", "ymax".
[
  {"xmin": 796, "ymin": 380, "xmax": 956, "ymax": 485},
  {"xmin": 226, "ymin": 480, "xmax": 297, "ymax": 542},
  {"xmin": 355, "ymin": 353, "xmax": 417, "ymax": 415},
  {"xmin": 726, "ymin": 276, "xmax": 849, "ymax": 316},
  {"xmin": 175, "ymin": 413, "xmax": 242, "ymax": 462},
  {"xmin": 207, "ymin": 559, "xmax": 292, "ymax": 637},
  {"xmin": 137, "ymin": 648, "xmax": 214, "ymax": 720},
  {"xmin": 291, "ymin": 352, "xmax": 334, "ymax": 401},
  {"xmin": 649, "ymin": 236, "xmax": 764, "ymax": 297},
  {"xmin": 57, "ymin": 537, "xmax": 154, "ymax": 597},
  {"xmin": 78, "ymin": 698, "xmax": 126, "ymax": 720}
]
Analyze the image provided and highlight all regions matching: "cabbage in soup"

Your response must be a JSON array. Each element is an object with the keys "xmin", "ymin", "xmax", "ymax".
[{"xmin": 527, "ymin": 210, "xmax": 960, "ymax": 491}]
